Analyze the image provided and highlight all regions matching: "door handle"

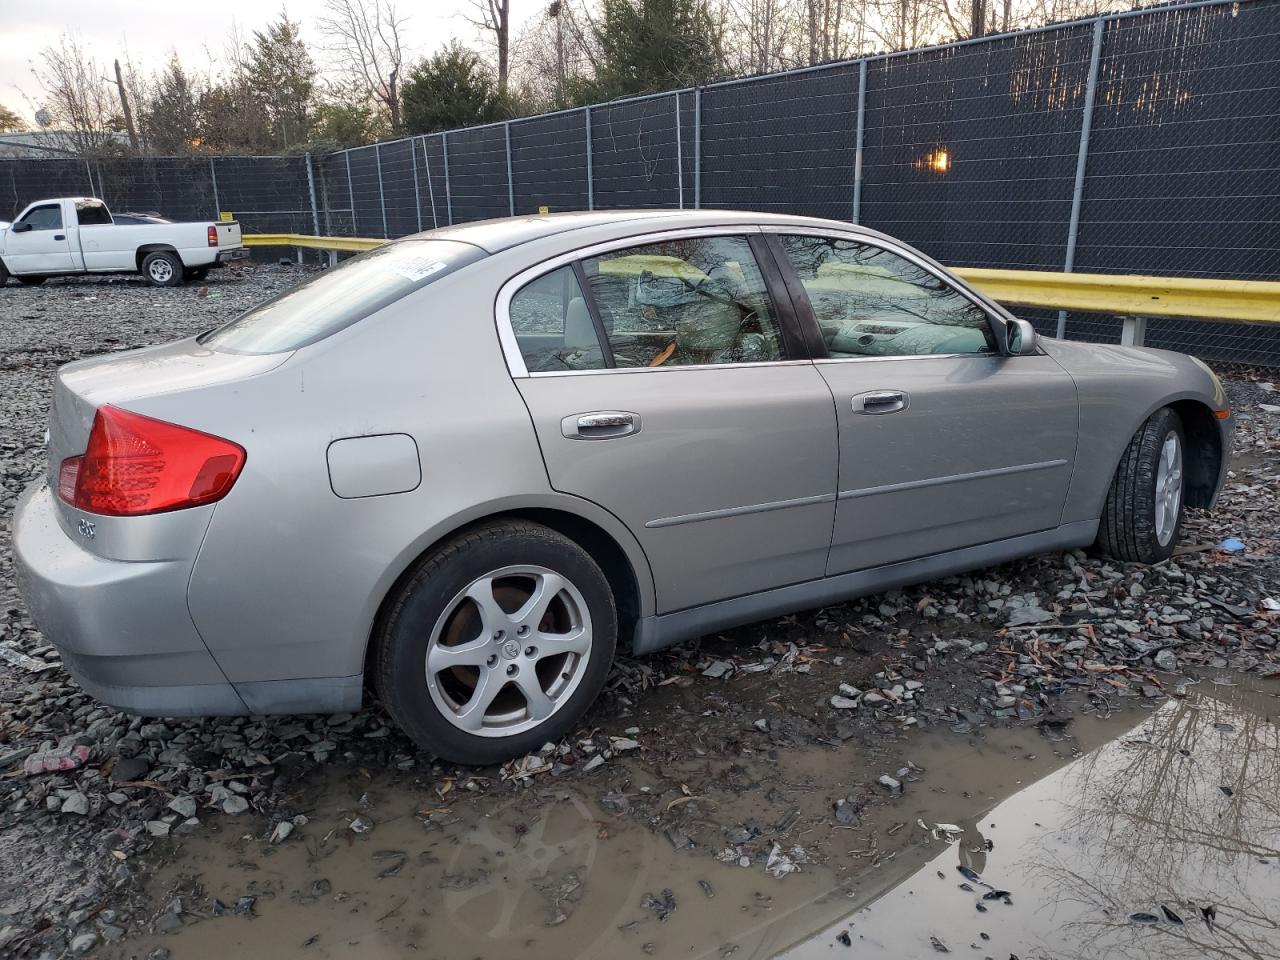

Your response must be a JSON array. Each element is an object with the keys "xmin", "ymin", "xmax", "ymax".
[
  {"xmin": 54, "ymin": 234, "xmax": 66, "ymax": 241},
  {"xmin": 853, "ymin": 390, "xmax": 909, "ymax": 415},
  {"xmin": 562, "ymin": 411, "xmax": 641, "ymax": 440}
]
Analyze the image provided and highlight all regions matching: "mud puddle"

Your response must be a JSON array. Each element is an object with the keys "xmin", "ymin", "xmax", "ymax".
[
  {"xmin": 781, "ymin": 675, "xmax": 1280, "ymax": 959},
  {"xmin": 112, "ymin": 696, "xmax": 1163, "ymax": 960}
]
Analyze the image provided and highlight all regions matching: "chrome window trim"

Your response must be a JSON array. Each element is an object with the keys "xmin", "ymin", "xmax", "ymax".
[
  {"xmin": 496, "ymin": 225, "xmax": 803, "ymax": 379},
  {"xmin": 758, "ymin": 224, "xmax": 1017, "ymax": 359}
]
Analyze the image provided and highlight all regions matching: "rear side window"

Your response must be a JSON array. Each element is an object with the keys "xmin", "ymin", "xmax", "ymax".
[
  {"xmin": 509, "ymin": 266, "xmax": 607, "ymax": 372},
  {"xmin": 76, "ymin": 201, "xmax": 112, "ymax": 226},
  {"xmin": 201, "ymin": 240, "xmax": 485, "ymax": 354}
]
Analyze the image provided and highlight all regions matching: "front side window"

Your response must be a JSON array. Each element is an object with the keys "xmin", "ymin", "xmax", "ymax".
[
  {"xmin": 509, "ymin": 265, "xmax": 607, "ymax": 372},
  {"xmin": 19, "ymin": 205, "xmax": 62, "ymax": 231},
  {"xmin": 201, "ymin": 239, "xmax": 485, "ymax": 354},
  {"xmin": 779, "ymin": 235, "xmax": 997, "ymax": 358},
  {"xmin": 581, "ymin": 235, "xmax": 784, "ymax": 367}
]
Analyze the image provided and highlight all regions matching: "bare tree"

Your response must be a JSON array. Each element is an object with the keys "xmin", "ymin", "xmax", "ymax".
[
  {"xmin": 318, "ymin": 0, "xmax": 407, "ymax": 133},
  {"xmin": 113, "ymin": 59, "xmax": 139, "ymax": 151},
  {"xmin": 28, "ymin": 35, "xmax": 123, "ymax": 156},
  {"xmin": 463, "ymin": 0, "xmax": 512, "ymax": 95}
]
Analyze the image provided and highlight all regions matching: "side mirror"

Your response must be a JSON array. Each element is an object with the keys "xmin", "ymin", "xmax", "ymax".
[
  {"xmin": 1006, "ymin": 318, "xmax": 1038, "ymax": 356},
  {"xmin": 11, "ymin": 222, "xmax": 32, "ymax": 233}
]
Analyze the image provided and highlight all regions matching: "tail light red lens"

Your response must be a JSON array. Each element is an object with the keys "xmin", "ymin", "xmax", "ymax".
[
  {"xmin": 58, "ymin": 405, "xmax": 246, "ymax": 516},
  {"xmin": 207, "ymin": 225, "xmax": 219, "ymax": 247}
]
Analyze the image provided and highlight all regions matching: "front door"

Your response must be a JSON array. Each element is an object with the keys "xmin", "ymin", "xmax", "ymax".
[
  {"xmin": 769, "ymin": 231, "xmax": 1079, "ymax": 574},
  {"xmin": 6, "ymin": 203, "xmax": 78, "ymax": 273},
  {"xmin": 508, "ymin": 232, "xmax": 838, "ymax": 613}
]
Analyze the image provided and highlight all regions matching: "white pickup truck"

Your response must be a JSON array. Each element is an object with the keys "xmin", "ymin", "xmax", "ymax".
[{"xmin": 0, "ymin": 197, "xmax": 248, "ymax": 288}]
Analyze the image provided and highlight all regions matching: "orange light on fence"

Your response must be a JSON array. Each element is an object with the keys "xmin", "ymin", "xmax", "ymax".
[{"xmin": 930, "ymin": 148, "xmax": 951, "ymax": 173}]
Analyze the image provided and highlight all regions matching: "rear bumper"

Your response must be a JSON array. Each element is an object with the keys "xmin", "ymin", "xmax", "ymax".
[
  {"xmin": 216, "ymin": 247, "xmax": 250, "ymax": 264},
  {"xmin": 12, "ymin": 482, "xmax": 250, "ymax": 716}
]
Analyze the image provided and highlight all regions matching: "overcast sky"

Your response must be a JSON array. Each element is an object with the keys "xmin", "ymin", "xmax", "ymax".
[{"xmin": 0, "ymin": 0, "xmax": 547, "ymax": 122}]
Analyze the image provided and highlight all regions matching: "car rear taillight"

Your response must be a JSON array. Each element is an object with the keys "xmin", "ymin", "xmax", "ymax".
[
  {"xmin": 207, "ymin": 225, "xmax": 219, "ymax": 247},
  {"xmin": 58, "ymin": 405, "xmax": 245, "ymax": 516}
]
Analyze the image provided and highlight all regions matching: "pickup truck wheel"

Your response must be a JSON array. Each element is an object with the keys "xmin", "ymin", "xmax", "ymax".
[
  {"xmin": 17, "ymin": 275, "xmax": 46, "ymax": 286},
  {"xmin": 0, "ymin": 260, "xmax": 9, "ymax": 286},
  {"xmin": 142, "ymin": 251, "xmax": 183, "ymax": 287}
]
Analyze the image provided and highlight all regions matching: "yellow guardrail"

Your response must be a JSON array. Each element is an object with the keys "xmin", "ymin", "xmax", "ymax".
[
  {"xmin": 244, "ymin": 233, "xmax": 1280, "ymax": 326},
  {"xmin": 955, "ymin": 268, "xmax": 1280, "ymax": 325},
  {"xmin": 244, "ymin": 233, "xmax": 384, "ymax": 253}
]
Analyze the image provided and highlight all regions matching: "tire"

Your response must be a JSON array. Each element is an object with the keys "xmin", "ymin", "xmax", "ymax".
[
  {"xmin": 185, "ymin": 267, "xmax": 210, "ymax": 283},
  {"xmin": 0, "ymin": 259, "xmax": 9, "ymax": 286},
  {"xmin": 17, "ymin": 275, "xmax": 46, "ymax": 286},
  {"xmin": 141, "ymin": 251, "xmax": 183, "ymax": 287},
  {"xmin": 374, "ymin": 519, "xmax": 617, "ymax": 765},
  {"xmin": 1095, "ymin": 407, "xmax": 1186, "ymax": 564}
]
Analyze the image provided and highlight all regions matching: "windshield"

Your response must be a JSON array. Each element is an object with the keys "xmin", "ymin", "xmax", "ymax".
[{"xmin": 200, "ymin": 239, "xmax": 485, "ymax": 354}]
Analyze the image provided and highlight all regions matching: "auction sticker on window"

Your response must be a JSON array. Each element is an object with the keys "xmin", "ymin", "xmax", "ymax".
[{"xmin": 388, "ymin": 255, "xmax": 449, "ymax": 283}]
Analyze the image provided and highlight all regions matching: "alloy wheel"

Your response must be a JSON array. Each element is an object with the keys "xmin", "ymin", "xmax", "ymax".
[
  {"xmin": 425, "ymin": 565, "xmax": 592, "ymax": 738},
  {"xmin": 1154, "ymin": 431, "xmax": 1183, "ymax": 546}
]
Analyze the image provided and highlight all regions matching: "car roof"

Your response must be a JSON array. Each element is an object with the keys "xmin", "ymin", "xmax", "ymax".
[{"xmin": 406, "ymin": 209, "xmax": 888, "ymax": 254}]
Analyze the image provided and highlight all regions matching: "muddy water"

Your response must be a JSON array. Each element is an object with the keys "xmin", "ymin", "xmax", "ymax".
[
  {"xmin": 781, "ymin": 676, "xmax": 1280, "ymax": 959},
  {"xmin": 117, "ymin": 699, "xmax": 1161, "ymax": 960}
]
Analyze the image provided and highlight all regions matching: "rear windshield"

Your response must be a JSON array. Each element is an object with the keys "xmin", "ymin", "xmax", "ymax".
[{"xmin": 200, "ymin": 239, "xmax": 485, "ymax": 354}]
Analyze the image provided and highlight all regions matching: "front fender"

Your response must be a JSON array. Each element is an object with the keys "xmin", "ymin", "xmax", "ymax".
[{"xmin": 1042, "ymin": 339, "xmax": 1229, "ymax": 523}]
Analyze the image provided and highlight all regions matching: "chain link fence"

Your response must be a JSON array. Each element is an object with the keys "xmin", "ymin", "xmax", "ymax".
[{"xmin": 1, "ymin": 0, "xmax": 1277, "ymax": 364}]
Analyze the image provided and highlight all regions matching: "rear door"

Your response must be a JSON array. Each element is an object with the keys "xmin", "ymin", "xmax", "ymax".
[
  {"xmin": 4, "ymin": 203, "xmax": 79, "ymax": 273},
  {"xmin": 768, "ymin": 230, "xmax": 1078, "ymax": 575},
  {"xmin": 508, "ymin": 229, "xmax": 839, "ymax": 614}
]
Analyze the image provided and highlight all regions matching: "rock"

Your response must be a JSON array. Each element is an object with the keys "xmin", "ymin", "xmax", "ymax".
[
  {"xmin": 146, "ymin": 820, "xmax": 171, "ymax": 838},
  {"xmin": 878, "ymin": 774, "xmax": 902, "ymax": 795},
  {"xmin": 111, "ymin": 757, "xmax": 151, "ymax": 783},
  {"xmin": 862, "ymin": 692, "xmax": 887, "ymax": 706},
  {"xmin": 349, "ymin": 815, "xmax": 373, "ymax": 833},
  {"xmin": 701, "ymin": 660, "xmax": 731, "ymax": 679},
  {"xmin": 830, "ymin": 695, "xmax": 859, "ymax": 709},
  {"xmin": 167, "ymin": 796, "xmax": 197, "ymax": 818},
  {"xmin": 70, "ymin": 932, "xmax": 98, "ymax": 954},
  {"xmin": 581, "ymin": 754, "xmax": 605, "ymax": 773},
  {"xmin": 610, "ymin": 737, "xmax": 640, "ymax": 752},
  {"xmin": 61, "ymin": 792, "xmax": 90, "ymax": 816},
  {"xmin": 1154, "ymin": 648, "xmax": 1178, "ymax": 672},
  {"xmin": 223, "ymin": 795, "xmax": 250, "ymax": 815},
  {"xmin": 1007, "ymin": 606, "xmax": 1054, "ymax": 627}
]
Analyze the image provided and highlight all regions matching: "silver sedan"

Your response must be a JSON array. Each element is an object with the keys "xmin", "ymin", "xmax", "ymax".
[{"xmin": 12, "ymin": 211, "xmax": 1232, "ymax": 764}]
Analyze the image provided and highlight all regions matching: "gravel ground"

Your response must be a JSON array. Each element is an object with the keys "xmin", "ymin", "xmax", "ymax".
[{"xmin": 1, "ymin": 267, "xmax": 1278, "ymax": 958}]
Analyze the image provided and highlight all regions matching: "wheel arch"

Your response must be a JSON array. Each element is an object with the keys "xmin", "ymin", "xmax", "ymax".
[
  {"xmin": 135, "ymin": 244, "xmax": 182, "ymax": 271},
  {"xmin": 1167, "ymin": 398, "xmax": 1222, "ymax": 510},
  {"xmin": 363, "ymin": 496, "xmax": 656, "ymax": 681},
  {"xmin": 1094, "ymin": 394, "xmax": 1223, "ymax": 518}
]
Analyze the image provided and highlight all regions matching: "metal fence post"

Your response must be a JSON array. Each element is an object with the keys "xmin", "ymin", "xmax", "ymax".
[
  {"xmin": 304, "ymin": 152, "xmax": 320, "ymax": 238},
  {"xmin": 693, "ymin": 88, "xmax": 702, "ymax": 210},
  {"xmin": 411, "ymin": 137, "xmax": 423, "ymax": 233},
  {"xmin": 84, "ymin": 159, "xmax": 94, "ymax": 196},
  {"xmin": 1060, "ymin": 17, "xmax": 1106, "ymax": 339},
  {"xmin": 344, "ymin": 150, "xmax": 355, "ymax": 236},
  {"xmin": 209, "ymin": 158, "xmax": 220, "ymax": 217},
  {"xmin": 584, "ymin": 108, "xmax": 594, "ymax": 211},
  {"xmin": 442, "ymin": 131, "xmax": 453, "ymax": 225},
  {"xmin": 505, "ymin": 121, "xmax": 515, "ymax": 216},
  {"xmin": 852, "ymin": 59, "xmax": 867, "ymax": 225},
  {"xmin": 675, "ymin": 93, "xmax": 684, "ymax": 209},
  {"xmin": 374, "ymin": 142, "xmax": 389, "ymax": 238},
  {"xmin": 422, "ymin": 137, "xmax": 439, "ymax": 229}
]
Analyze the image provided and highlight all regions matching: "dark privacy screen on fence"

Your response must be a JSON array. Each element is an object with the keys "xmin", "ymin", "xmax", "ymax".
[{"xmin": 1, "ymin": 0, "xmax": 1278, "ymax": 364}]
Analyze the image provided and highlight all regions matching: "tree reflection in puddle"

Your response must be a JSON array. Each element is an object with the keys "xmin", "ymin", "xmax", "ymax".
[{"xmin": 782, "ymin": 679, "xmax": 1280, "ymax": 960}]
